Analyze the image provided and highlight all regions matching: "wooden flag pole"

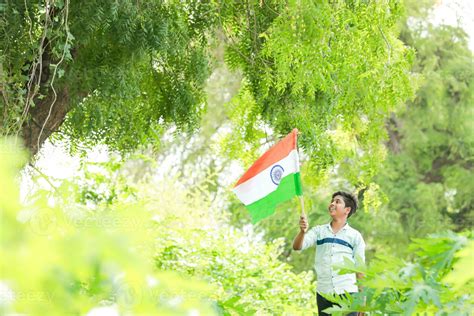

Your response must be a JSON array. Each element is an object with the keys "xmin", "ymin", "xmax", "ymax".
[
  {"xmin": 299, "ymin": 195, "xmax": 306, "ymax": 217},
  {"xmin": 296, "ymin": 129, "xmax": 305, "ymax": 218}
]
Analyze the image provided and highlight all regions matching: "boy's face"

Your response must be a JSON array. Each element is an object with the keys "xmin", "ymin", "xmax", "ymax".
[{"xmin": 328, "ymin": 195, "xmax": 351, "ymax": 219}]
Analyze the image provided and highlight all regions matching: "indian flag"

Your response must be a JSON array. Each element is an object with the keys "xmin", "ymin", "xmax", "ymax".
[{"xmin": 233, "ymin": 129, "xmax": 302, "ymax": 223}]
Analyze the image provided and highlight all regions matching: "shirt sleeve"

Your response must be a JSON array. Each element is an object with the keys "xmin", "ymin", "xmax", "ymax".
[
  {"xmin": 301, "ymin": 226, "xmax": 319, "ymax": 250},
  {"xmin": 353, "ymin": 232, "xmax": 366, "ymax": 264}
]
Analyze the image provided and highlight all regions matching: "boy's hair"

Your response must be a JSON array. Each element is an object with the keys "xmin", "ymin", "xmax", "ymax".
[{"xmin": 332, "ymin": 191, "xmax": 358, "ymax": 218}]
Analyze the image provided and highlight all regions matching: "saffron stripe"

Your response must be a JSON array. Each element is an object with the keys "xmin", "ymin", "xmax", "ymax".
[
  {"xmin": 316, "ymin": 238, "xmax": 354, "ymax": 250},
  {"xmin": 234, "ymin": 129, "xmax": 298, "ymax": 187}
]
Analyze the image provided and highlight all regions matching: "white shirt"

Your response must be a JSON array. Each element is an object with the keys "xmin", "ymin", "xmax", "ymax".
[{"xmin": 300, "ymin": 222, "xmax": 365, "ymax": 295}]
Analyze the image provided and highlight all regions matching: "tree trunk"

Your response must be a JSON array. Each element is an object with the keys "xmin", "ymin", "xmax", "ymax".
[
  {"xmin": 386, "ymin": 113, "xmax": 402, "ymax": 154},
  {"xmin": 19, "ymin": 34, "xmax": 74, "ymax": 157},
  {"xmin": 21, "ymin": 87, "xmax": 70, "ymax": 157}
]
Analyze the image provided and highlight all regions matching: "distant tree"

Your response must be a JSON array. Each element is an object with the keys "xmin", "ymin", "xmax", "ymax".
[{"xmin": 378, "ymin": 20, "xmax": 474, "ymax": 236}]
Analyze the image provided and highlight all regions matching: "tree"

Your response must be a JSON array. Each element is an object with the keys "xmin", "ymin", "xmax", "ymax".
[
  {"xmin": 220, "ymin": 0, "xmax": 417, "ymax": 185},
  {"xmin": 375, "ymin": 8, "xmax": 474, "ymax": 247},
  {"xmin": 2, "ymin": 0, "xmax": 416, "ymax": 172},
  {"xmin": 1, "ymin": 0, "xmax": 216, "ymax": 155}
]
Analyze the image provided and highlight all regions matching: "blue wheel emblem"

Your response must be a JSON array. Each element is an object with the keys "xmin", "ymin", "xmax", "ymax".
[{"xmin": 270, "ymin": 165, "xmax": 284, "ymax": 185}]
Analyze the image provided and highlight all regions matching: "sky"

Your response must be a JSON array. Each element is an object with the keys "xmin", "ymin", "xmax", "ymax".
[{"xmin": 431, "ymin": 0, "xmax": 474, "ymax": 50}]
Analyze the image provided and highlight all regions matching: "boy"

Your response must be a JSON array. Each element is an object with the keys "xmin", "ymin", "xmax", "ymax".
[{"xmin": 293, "ymin": 191, "xmax": 365, "ymax": 316}]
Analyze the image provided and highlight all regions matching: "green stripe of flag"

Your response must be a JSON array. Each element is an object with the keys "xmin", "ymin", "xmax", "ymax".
[{"xmin": 246, "ymin": 172, "xmax": 302, "ymax": 223}]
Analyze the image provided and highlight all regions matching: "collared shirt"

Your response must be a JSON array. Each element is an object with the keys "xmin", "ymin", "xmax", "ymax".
[{"xmin": 300, "ymin": 222, "xmax": 365, "ymax": 295}]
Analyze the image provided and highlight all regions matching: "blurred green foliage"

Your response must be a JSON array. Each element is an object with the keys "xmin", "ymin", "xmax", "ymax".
[
  {"xmin": 2, "ymin": 144, "xmax": 472, "ymax": 314},
  {"xmin": 326, "ymin": 231, "xmax": 473, "ymax": 315},
  {"xmin": 149, "ymin": 181, "xmax": 317, "ymax": 314},
  {"xmin": 371, "ymin": 12, "xmax": 474, "ymax": 256},
  {"xmin": 1, "ymin": 143, "xmax": 216, "ymax": 315},
  {"xmin": 1, "ymin": 142, "xmax": 318, "ymax": 314}
]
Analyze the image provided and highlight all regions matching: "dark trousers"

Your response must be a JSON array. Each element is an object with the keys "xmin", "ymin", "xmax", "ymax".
[{"xmin": 316, "ymin": 292, "xmax": 357, "ymax": 316}]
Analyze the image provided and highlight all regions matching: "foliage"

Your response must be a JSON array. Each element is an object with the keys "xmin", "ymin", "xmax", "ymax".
[
  {"xmin": 372, "ymin": 19, "xmax": 474, "ymax": 255},
  {"xmin": 3, "ymin": 0, "xmax": 417, "ymax": 185},
  {"xmin": 325, "ymin": 231, "xmax": 473, "ymax": 315},
  {"xmin": 0, "ymin": 142, "xmax": 217, "ymax": 315},
  {"xmin": 150, "ymin": 181, "xmax": 317, "ymax": 315},
  {"xmin": 1, "ymin": 0, "xmax": 216, "ymax": 154},
  {"xmin": 1, "ymin": 142, "xmax": 318, "ymax": 315},
  {"xmin": 3, "ymin": 141, "xmax": 474, "ymax": 315},
  {"xmin": 147, "ymin": 60, "xmax": 243, "ymax": 191},
  {"xmin": 220, "ymin": 0, "xmax": 417, "ymax": 189}
]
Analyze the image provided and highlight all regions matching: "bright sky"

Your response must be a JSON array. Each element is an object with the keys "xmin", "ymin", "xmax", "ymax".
[{"xmin": 431, "ymin": 0, "xmax": 474, "ymax": 50}]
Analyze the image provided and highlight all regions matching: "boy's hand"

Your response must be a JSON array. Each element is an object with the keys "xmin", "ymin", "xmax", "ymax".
[{"xmin": 299, "ymin": 215, "xmax": 308, "ymax": 233}]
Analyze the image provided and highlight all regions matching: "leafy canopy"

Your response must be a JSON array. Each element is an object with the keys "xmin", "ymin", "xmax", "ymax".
[
  {"xmin": 221, "ymin": 0, "xmax": 417, "ymax": 186},
  {"xmin": 1, "ymin": 0, "xmax": 216, "ymax": 153}
]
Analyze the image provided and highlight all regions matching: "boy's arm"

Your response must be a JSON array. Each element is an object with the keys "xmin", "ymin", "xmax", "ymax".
[
  {"xmin": 292, "ymin": 215, "xmax": 308, "ymax": 250},
  {"xmin": 293, "ymin": 230, "xmax": 305, "ymax": 250}
]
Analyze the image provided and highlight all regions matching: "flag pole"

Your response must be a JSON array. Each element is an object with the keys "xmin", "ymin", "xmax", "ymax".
[
  {"xmin": 295, "ymin": 129, "xmax": 305, "ymax": 218},
  {"xmin": 299, "ymin": 196, "xmax": 306, "ymax": 217}
]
